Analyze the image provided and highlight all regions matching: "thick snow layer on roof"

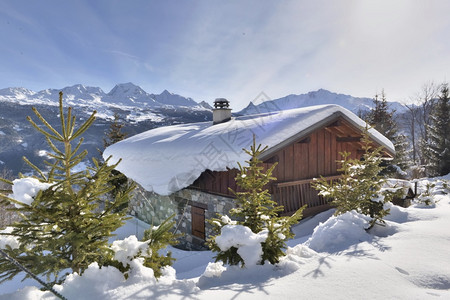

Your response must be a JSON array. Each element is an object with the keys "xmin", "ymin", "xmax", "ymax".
[{"xmin": 103, "ymin": 104, "xmax": 395, "ymax": 195}]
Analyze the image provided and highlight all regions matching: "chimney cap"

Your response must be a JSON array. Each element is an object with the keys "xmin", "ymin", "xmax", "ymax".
[{"xmin": 214, "ymin": 98, "xmax": 230, "ymax": 109}]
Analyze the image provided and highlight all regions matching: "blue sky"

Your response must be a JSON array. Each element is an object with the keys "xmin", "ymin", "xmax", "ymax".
[{"xmin": 1, "ymin": 0, "xmax": 450, "ymax": 110}]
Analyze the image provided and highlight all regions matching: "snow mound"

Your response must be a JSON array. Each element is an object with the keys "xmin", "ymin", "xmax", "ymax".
[
  {"xmin": 409, "ymin": 273, "xmax": 450, "ymax": 290},
  {"xmin": 276, "ymin": 244, "xmax": 318, "ymax": 274},
  {"xmin": 201, "ymin": 262, "xmax": 226, "ymax": 278},
  {"xmin": 384, "ymin": 202, "xmax": 413, "ymax": 223},
  {"xmin": 53, "ymin": 263, "xmax": 125, "ymax": 298},
  {"xmin": 305, "ymin": 211, "xmax": 372, "ymax": 252},
  {"xmin": 198, "ymin": 244, "xmax": 317, "ymax": 290},
  {"xmin": 10, "ymin": 260, "xmax": 196, "ymax": 299}
]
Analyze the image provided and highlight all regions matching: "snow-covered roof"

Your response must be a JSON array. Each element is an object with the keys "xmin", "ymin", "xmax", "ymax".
[{"xmin": 103, "ymin": 104, "xmax": 395, "ymax": 195}]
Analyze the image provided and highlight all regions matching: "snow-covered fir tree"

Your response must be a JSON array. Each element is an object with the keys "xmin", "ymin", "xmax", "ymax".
[
  {"xmin": 208, "ymin": 139, "xmax": 304, "ymax": 266},
  {"xmin": 424, "ymin": 83, "xmax": 450, "ymax": 176}
]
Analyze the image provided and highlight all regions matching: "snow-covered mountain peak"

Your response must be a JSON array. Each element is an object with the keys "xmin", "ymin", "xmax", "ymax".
[
  {"xmin": 107, "ymin": 82, "xmax": 147, "ymax": 97},
  {"xmin": 199, "ymin": 100, "xmax": 213, "ymax": 110},
  {"xmin": 0, "ymin": 87, "xmax": 36, "ymax": 98},
  {"xmin": 153, "ymin": 89, "xmax": 199, "ymax": 107},
  {"xmin": 62, "ymin": 84, "xmax": 105, "ymax": 97},
  {"xmin": 0, "ymin": 82, "xmax": 209, "ymax": 111},
  {"xmin": 102, "ymin": 83, "xmax": 158, "ymax": 107}
]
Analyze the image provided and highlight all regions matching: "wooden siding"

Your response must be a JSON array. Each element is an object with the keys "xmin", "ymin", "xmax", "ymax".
[
  {"xmin": 191, "ymin": 169, "xmax": 238, "ymax": 196},
  {"xmin": 191, "ymin": 163, "xmax": 274, "ymax": 197},
  {"xmin": 266, "ymin": 126, "xmax": 360, "ymax": 183}
]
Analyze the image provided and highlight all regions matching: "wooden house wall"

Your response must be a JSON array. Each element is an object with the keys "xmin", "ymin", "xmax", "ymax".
[
  {"xmin": 191, "ymin": 126, "xmax": 362, "ymax": 196},
  {"xmin": 191, "ymin": 163, "xmax": 274, "ymax": 197},
  {"xmin": 267, "ymin": 127, "xmax": 360, "ymax": 183},
  {"xmin": 191, "ymin": 168, "xmax": 239, "ymax": 197}
]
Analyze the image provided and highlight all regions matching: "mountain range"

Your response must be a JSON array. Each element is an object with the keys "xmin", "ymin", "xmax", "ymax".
[
  {"xmin": 0, "ymin": 82, "xmax": 211, "ymax": 121},
  {"xmin": 0, "ymin": 83, "xmax": 407, "ymax": 176},
  {"xmin": 236, "ymin": 88, "xmax": 407, "ymax": 115}
]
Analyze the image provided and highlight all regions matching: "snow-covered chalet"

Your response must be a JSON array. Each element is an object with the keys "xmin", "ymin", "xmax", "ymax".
[{"xmin": 104, "ymin": 100, "xmax": 395, "ymax": 249}]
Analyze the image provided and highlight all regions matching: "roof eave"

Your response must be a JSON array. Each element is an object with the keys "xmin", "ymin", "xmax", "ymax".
[
  {"xmin": 259, "ymin": 111, "xmax": 395, "ymax": 161},
  {"xmin": 336, "ymin": 111, "xmax": 396, "ymax": 157}
]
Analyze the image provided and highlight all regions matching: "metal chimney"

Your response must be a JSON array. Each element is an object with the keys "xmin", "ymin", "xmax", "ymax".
[{"xmin": 213, "ymin": 98, "xmax": 232, "ymax": 125}]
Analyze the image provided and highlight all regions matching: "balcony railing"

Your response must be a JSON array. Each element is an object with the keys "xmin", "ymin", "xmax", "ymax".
[{"xmin": 272, "ymin": 175, "xmax": 341, "ymax": 217}]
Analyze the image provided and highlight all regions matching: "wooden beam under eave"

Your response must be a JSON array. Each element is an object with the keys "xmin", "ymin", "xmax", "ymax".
[
  {"xmin": 336, "ymin": 136, "xmax": 362, "ymax": 142},
  {"xmin": 325, "ymin": 120, "xmax": 341, "ymax": 128},
  {"xmin": 325, "ymin": 125, "xmax": 348, "ymax": 136},
  {"xmin": 297, "ymin": 136, "xmax": 311, "ymax": 144}
]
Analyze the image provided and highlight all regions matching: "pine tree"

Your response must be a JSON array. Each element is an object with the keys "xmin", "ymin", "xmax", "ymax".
[
  {"xmin": 366, "ymin": 91, "xmax": 397, "ymax": 140},
  {"xmin": 108, "ymin": 214, "xmax": 180, "ymax": 279},
  {"xmin": 100, "ymin": 112, "xmax": 179, "ymax": 277},
  {"xmin": 312, "ymin": 128, "xmax": 391, "ymax": 228},
  {"xmin": 0, "ymin": 92, "xmax": 134, "ymax": 285},
  {"xmin": 103, "ymin": 113, "xmax": 128, "ymax": 149},
  {"xmin": 102, "ymin": 113, "xmax": 131, "ymax": 212},
  {"xmin": 365, "ymin": 90, "xmax": 410, "ymax": 177},
  {"xmin": 425, "ymin": 83, "xmax": 450, "ymax": 176},
  {"xmin": 142, "ymin": 214, "xmax": 180, "ymax": 277},
  {"xmin": 208, "ymin": 139, "xmax": 304, "ymax": 266},
  {"xmin": 392, "ymin": 133, "xmax": 410, "ymax": 177}
]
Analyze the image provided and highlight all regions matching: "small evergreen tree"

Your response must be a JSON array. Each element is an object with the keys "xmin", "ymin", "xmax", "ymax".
[
  {"xmin": 100, "ymin": 112, "xmax": 179, "ymax": 277},
  {"xmin": 366, "ymin": 91, "xmax": 397, "ymax": 141},
  {"xmin": 425, "ymin": 83, "xmax": 450, "ymax": 176},
  {"xmin": 392, "ymin": 133, "xmax": 410, "ymax": 177},
  {"xmin": 312, "ymin": 128, "xmax": 391, "ymax": 228},
  {"xmin": 109, "ymin": 214, "xmax": 180, "ymax": 279},
  {"xmin": 208, "ymin": 139, "xmax": 304, "ymax": 266},
  {"xmin": 365, "ymin": 91, "xmax": 410, "ymax": 177},
  {"xmin": 0, "ymin": 92, "xmax": 134, "ymax": 285},
  {"xmin": 102, "ymin": 113, "xmax": 131, "ymax": 212},
  {"xmin": 103, "ymin": 113, "xmax": 128, "ymax": 149},
  {"xmin": 142, "ymin": 214, "xmax": 180, "ymax": 277}
]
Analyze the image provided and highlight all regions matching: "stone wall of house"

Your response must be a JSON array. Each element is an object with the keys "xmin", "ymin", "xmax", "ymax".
[
  {"xmin": 128, "ymin": 185, "xmax": 178, "ymax": 227},
  {"xmin": 128, "ymin": 184, "xmax": 236, "ymax": 250}
]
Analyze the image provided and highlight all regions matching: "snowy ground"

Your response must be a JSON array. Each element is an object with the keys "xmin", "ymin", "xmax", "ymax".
[{"xmin": 1, "ymin": 177, "xmax": 449, "ymax": 299}]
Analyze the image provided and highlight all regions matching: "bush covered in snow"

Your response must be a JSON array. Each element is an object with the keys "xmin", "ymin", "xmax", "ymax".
[
  {"xmin": 413, "ymin": 178, "xmax": 449, "ymax": 207},
  {"xmin": 109, "ymin": 215, "xmax": 178, "ymax": 279}
]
